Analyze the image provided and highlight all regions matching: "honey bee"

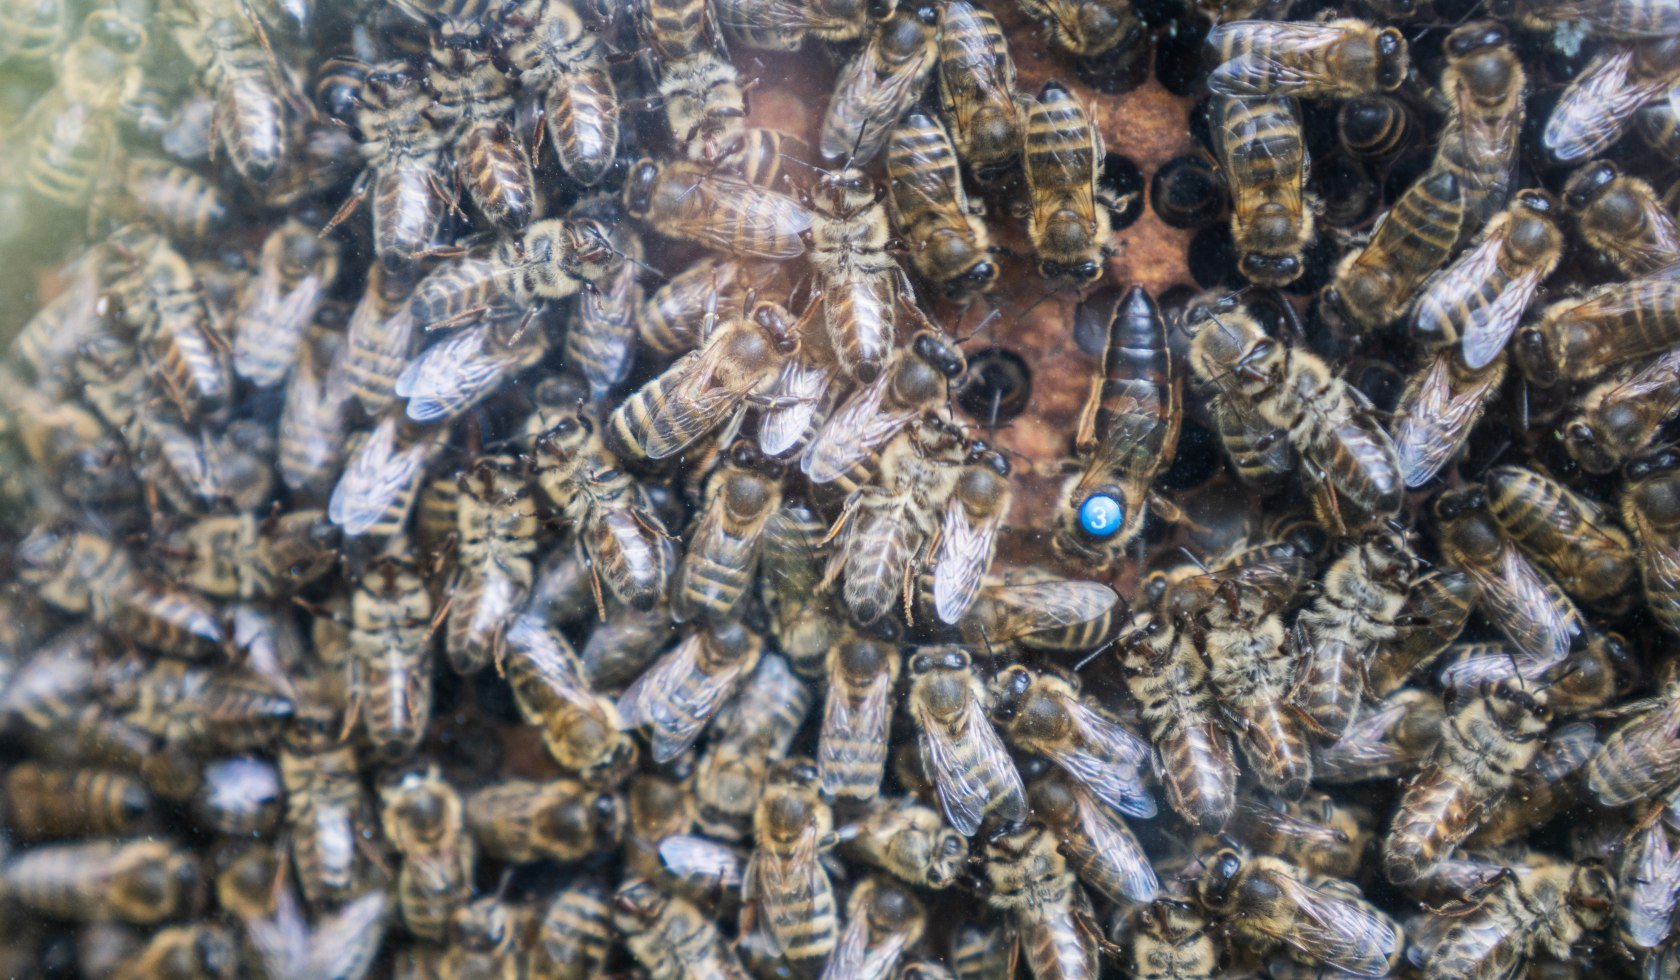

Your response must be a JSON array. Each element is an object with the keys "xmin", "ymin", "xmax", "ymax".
[
  {"xmin": 809, "ymin": 168, "xmax": 911, "ymax": 385},
  {"xmin": 338, "ymin": 263, "xmax": 419, "ymax": 417},
  {"xmin": 1621, "ymin": 448, "xmax": 1680, "ymax": 640},
  {"xmin": 674, "ymin": 442, "xmax": 783, "ymax": 623},
  {"xmin": 444, "ymin": 455, "xmax": 541, "ymax": 675},
  {"xmin": 158, "ymin": 510, "xmax": 338, "ymax": 600},
  {"xmin": 1327, "ymin": 167, "xmax": 1467, "ymax": 332},
  {"xmin": 497, "ymin": 0, "xmax": 618, "ymax": 186},
  {"xmin": 1230, "ymin": 793, "xmax": 1369, "ymax": 880},
  {"xmin": 760, "ymin": 499, "xmax": 845, "ymax": 677},
  {"xmin": 1029, "ymin": 769, "xmax": 1159, "ymax": 906},
  {"xmin": 639, "ymin": 256, "xmax": 790, "ymax": 358},
  {"xmin": 938, "ymin": 0, "xmax": 1022, "ymax": 179},
  {"xmin": 957, "ymin": 570, "xmax": 1123, "ymax": 655},
  {"xmin": 1367, "ymin": 569, "xmax": 1475, "ymax": 695},
  {"xmin": 0, "ymin": 0, "xmax": 65, "ymax": 69},
  {"xmin": 331, "ymin": 60, "xmax": 453, "ymax": 269},
  {"xmin": 1384, "ymin": 680, "xmax": 1552, "ymax": 883},
  {"xmin": 1392, "ymin": 350, "xmax": 1506, "ymax": 489},
  {"xmin": 1209, "ymin": 94, "xmax": 1314, "ymax": 287},
  {"xmin": 820, "ymin": 2, "xmax": 942, "ymax": 165},
  {"xmin": 169, "ymin": 0, "xmax": 294, "ymax": 185},
  {"xmin": 1293, "ymin": 529, "xmax": 1416, "ymax": 740},
  {"xmin": 0, "ymin": 838, "xmax": 201, "ymax": 925},
  {"xmin": 618, "ymin": 619, "xmax": 763, "ymax": 762},
  {"xmin": 613, "ymin": 877, "xmax": 751, "ymax": 980},
  {"xmin": 346, "ymin": 555, "xmax": 434, "ymax": 759},
  {"xmin": 112, "ymin": 922, "xmax": 236, "ymax": 980},
  {"xmin": 714, "ymin": 0, "xmax": 873, "ymax": 49},
  {"xmin": 279, "ymin": 713, "xmax": 372, "ymax": 910},
  {"xmin": 1433, "ymin": 22, "xmax": 1524, "ymax": 229},
  {"xmin": 1565, "ymin": 160, "xmax": 1680, "ymax": 277},
  {"xmin": 18, "ymin": 10, "xmax": 146, "ymax": 212},
  {"xmin": 528, "ymin": 396, "xmax": 673, "ymax": 613},
  {"xmin": 191, "ymin": 757, "xmax": 283, "ymax": 837},
  {"xmin": 328, "ymin": 414, "xmax": 438, "ymax": 540},
  {"xmin": 1434, "ymin": 485, "xmax": 1587, "ymax": 665},
  {"xmin": 905, "ymin": 648, "xmax": 1026, "ymax": 836},
  {"xmin": 608, "ymin": 301, "xmax": 802, "ymax": 463},
  {"xmin": 844, "ymin": 795, "xmax": 968, "ymax": 891},
  {"xmin": 624, "ymin": 158, "xmax": 812, "ymax": 258},
  {"xmin": 801, "ymin": 333, "xmax": 966, "ymax": 484},
  {"xmin": 107, "ymin": 658, "xmax": 295, "ymax": 755},
  {"xmin": 2, "ymin": 762, "xmax": 152, "ymax": 841},
  {"xmin": 1422, "ymin": 854, "xmax": 1614, "ymax": 978},
  {"xmin": 1187, "ymin": 302, "xmax": 1403, "ymax": 528},
  {"xmin": 104, "ymin": 229, "xmax": 233, "ymax": 423},
  {"xmin": 1586, "ymin": 668, "xmax": 1680, "ymax": 807},
  {"xmin": 529, "ymin": 878, "xmax": 613, "ymax": 980},
  {"xmin": 1115, "ymin": 607, "xmax": 1238, "ymax": 832},
  {"xmin": 1127, "ymin": 897, "xmax": 1219, "ymax": 980},
  {"xmin": 817, "ymin": 633, "xmax": 898, "ymax": 802},
  {"xmin": 565, "ymin": 208, "xmax": 644, "ymax": 402},
  {"xmin": 822, "ymin": 875, "xmax": 925, "ymax": 980},
  {"xmin": 379, "ymin": 765, "xmax": 474, "ymax": 941},
  {"xmin": 465, "ymin": 777, "xmax": 621, "ymax": 864},
  {"xmin": 983, "ymin": 822, "xmax": 1101, "ymax": 980},
  {"xmin": 885, "ymin": 113, "xmax": 997, "ymax": 300},
  {"xmin": 1544, "ymin": 36, "xmax": 1680, "ymax": 166},
  {"xmin": 1514, "ymin": 268, "xmax": 1680, "ymax": 386},
  {"xmin": 233, "ymin": 218, "xmax": 341, "ymax": 388},
  {"xmin": 740, "ymin": 759, "xmax": 839, "ymax": 969},
  {"xmin": 1484, "ymin": 465, "xmax": 1636, "ymax": 609},
  {"xmin": 1206, "ymin": 19, "xmax": 1407, "ymax": 99},
  {"xmin": 930, "ymin": 448, "xmax": 1011, "ymax": 625},
  {"xmin": 123, "ymin": 156, "xmax": 232, "ymax": 242},
  {"xmin": 1022, "ymin": 81, "xmax": 1112, "ymax": 283},
  {"xmin": 1017, "ymin": 0, "xmax": 1141, "ymax": 61},
  {"xmin": 989, "ymin": 664, "xmax": 1155, "ymax": 818},
  {"xmin": 502, "ymin": 614, "xmax": 635, "ymax": 782},
  {"xmin": 1413, "ymin": 191, "xmax": 1564, "ymax": 368},
  {"xmin": 1314, "ymin": 687, "xmax": 1444, "ymax": 784},
  {"xmin": 421, "ymin": 10, "xmax": 536, "ymax": 230},
  {"xmin": 1054, "ymin": 286, "xmax": 1180, "ymax": 572}
]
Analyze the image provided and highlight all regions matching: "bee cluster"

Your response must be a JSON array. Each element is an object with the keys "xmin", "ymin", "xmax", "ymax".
[{"xmin": 1, "ymin": 0, "xmax": 1680, "ymax": 975}]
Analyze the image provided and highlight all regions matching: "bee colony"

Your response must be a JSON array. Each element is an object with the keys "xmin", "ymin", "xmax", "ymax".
[{"xmin": 1, "ymin": 0, "xmax": 1680, "ymax": 974}]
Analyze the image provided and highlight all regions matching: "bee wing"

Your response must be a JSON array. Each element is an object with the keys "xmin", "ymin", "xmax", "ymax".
[
  {"xmin": 1073, "ymin": 786, "xmax": 1160, "ymax": 904},
  {"xmin": 1460, "ymin": 271, "xmax": 1549, "ymax": 371},
  {"xmin": 328, "ymin": 417, "xmax": 431, "ymax": 536},
  {"xmin": 800, "ymin": 369, "xmax": 910, "ymax": 483},
  {"xmin": 1622, "ymin": 816, "xmax": 1680, "ymax": 951},
  {"xmin": 1544, "ymin": 47, "xmax": 1668, "ymax": 164},
  {"xmin": 1394, "ymin": 352, "xmax": 1503, "ymax": 488},
  {"xmin": 617, "ymin": 633, "xmax": 743, "ymax": 762},
  {"xmin": 658, "ymin": 834, "xmax": 747, "ymax": 895},
  {"xmin": 981, "ymin": 580, "xmax": 1120, "ymax": 641},
  {"xmin": 1589, "ymin": 693, "xmax": 1680, "ymax": 806},
  {"xmin": 572, "ymin": 266, "xmax": 639, "ymax": 398},
  {"xmin": 820, "ymin": 903, "xmax": 874, "ymax": 980},
  {"xmin": 1270, "ymin": 871, "xmax": 1401, "ymax": 978},
  {"xmin": 304, "ymin": 890, "xmax": 389, "ymax": 980},
  {"xmin": 1436, "ymin": 644, "xmax": 1553, "ymax": 693},
  {"xmin": 1313, "ymin": 699, "xmax": 1421, "ymax": 783},
  {"xmin": 1457, "ymin": 542, "xmax": 1580, "ymax": 666},
  {"xmin": 820, "ymin": 39, "xmax": 936, "ymax": 163},
  {"xmin": 1059, "ymin": 699, "xmax": 1156, "ymax": 818},
  {"xmin": 819, "ymin": 669, "xmax": 894, "ymax": 798},
  {"xmin": 1206, "ymin": 21, "xmax": 1341, "ymax": 96},
  {"xmin": 685, "ymin": 177, "xmax": 812, "ymax": 259},
  {"xmin": 639, "ymin": 341, "xmax": 762, "ymax": 462},
  {"xmin": 503, "ymin": 615, "xmax": 591, "ymax": 690},
  {"xmin": 394, "ymin": 323, "xmax": 532, "ymax": 424},
  {"xmin": 933, "ymin": 497, "xmax": 1003, "ymax": 625},
  {"xmin": 854, "ymin": 931, "xmax": 913, "ymax": 980},
  {"xmin": 1631, "ymin": 500, "xmax": 1680, "ymax": 617},
  {"xmin": 914, "ymin": 693, "xmax": 1023, "ymax": 837},
  {"xmin": 759, "ymin": 354, "xmax": 837, "ymax": 457}
]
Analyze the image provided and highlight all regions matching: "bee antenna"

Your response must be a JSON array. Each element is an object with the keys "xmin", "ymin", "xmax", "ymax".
[
  {"xmin": 1074, "ymin": 636, "xmax": 1118, "ymax": 672},
  {"xmin": 949, "ymin": 305, "xmax": 1003, "ymax": 345},
  {"xmin": 1178, "ymin": 547, "xmax": 1213, "ymax": 575}
]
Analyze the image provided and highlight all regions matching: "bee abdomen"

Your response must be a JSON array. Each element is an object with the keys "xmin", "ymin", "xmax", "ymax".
[
  {"xmin": 216, "ymin": 68, "xmax": 285, "ymax": 182},
  {"xmin": 550, "ymin": 70, "xmax": 619, "ymax": 186},
  {"xmin": 1383, "ymin": 768, "xmax": 1469, "ymax": 883},
  {"xmin": 462, "ymin": 122, "xmax": 536, "ymax": 230}
]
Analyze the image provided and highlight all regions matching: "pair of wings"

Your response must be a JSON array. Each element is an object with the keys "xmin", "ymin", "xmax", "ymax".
[
  {"xmin": 912, "ymin": 680, "xmax": 1025, "ymax": 836},
  {"xmin": 327, "ymin": 416, "xmax": 434, "ymax": 536},
  {"xmin": 1207, "ymin": 21, "xmax": 1368, "ymax": 98},
  {"xmin": 667, "ymin": 170, "xmax": 813, "ymax": 259},
  {"xmin": 625, "ymin": 325, "xmax": 777, "ymax": 461},
  {"xmin": 821, "ymin": 888, "xmax": 918, "ymax": 980},
  {"xmin": 801, "ymin": 363, "xmax": 922, "ymax": 483},
  {"xmin": 963, "ymin": 576, "xmax": 1120, "ymax": 646},
  {"xmin": 1313, "ymin": 691, "xmax": 1440, "ymax": 784},
  {"xmin": 1413, "ymin": 218, "xmax": 1552, "ymax": 370},
  {"xmin": 396, "ymin": 318, "xmax": 547, "ymax": 424},
  {"xmin": 1060, "ymin": 780, "xmax": 1160, "ymax": 905},
  {"xmin": 1544, "ymin": 45, "xmax": 1679, "ymax": 165},
  {"xmin": 232, "ymin": 267, "xmax": 326, "ymax": 388},
  {"xmin": 1586, "ymin": 687, "xmax": 1680, "ymax": 806},
  {"xmin": 1039, "ymin": 693, "xmax": 1158, "ymax": 819},
  {"xmin": 617, "ymin": 631, "xmax": 754, "ymax": 763},
  {"xmin": 1258, "ymin": 868, "xmax": 1404, "ymax": 977},
  {"xmin": 819, "ymin": 21, "xmax": 938, "ymax": 164},
  {"xmin": 1393, "ymin": 351, "xmax": 1505, "ymax": 489},
  {"xmin": 818, "ymin": 662, "xmax": 894, "ymax": 799},
  {"xmin": 931, "ymin": 483, "xmax": 1007, "ymax": 625},
  {"xmin": 1448, "ymin": 533, "xmax": 1584, "ymax": 667}
]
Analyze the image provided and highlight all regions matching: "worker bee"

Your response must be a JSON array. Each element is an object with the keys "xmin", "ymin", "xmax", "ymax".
[
  {"xmin": 1293, "ymin": 529, "xmax": 1416, "ymax": 740},
  {"xmin": 761, "ymin": 499, "xmax": 845, "ymax": 677},
  {"xmin": 233, "ymin": 218, "xmax": 341, "ymax": 388},
  {"xmin": 618, "ymin": 618, "xmax": 763, "ymax": 763},
  {"xmin": 817, "ymin": 876, "xmax": 923, "ymax": 980},
  {"xmin": 18, "ymin": 10, "xmax": 146, "ymax": 212},
  {"xmin": 624, "ymin": 158, "xmax": 812, "ymax": 258},
  {"xmin": 608, "ymin": 301, "xmax": 802, "ymax": 463},
  {"xmin": 1230, "ymin": 793, "xmax": 1370, "ymax": 880},
  {"xmin": 169, "ymin": 0, "xmax": 294, "ymax": 185},
  {"xmin": 502, "ymin": 614, "xmax": 635, "ymax": 782},
  {"xmin": 1029, "ymin": 769, "xmax": 1159, "ymax": 906},
  {"xmin": 639, "ymin": 256, "xmax": 790, "ymax": 358},
  {"xmin": 1, "ymin": 838, "xmax": 201, "ymax": 925},
  {"xmin": 905, "ymin": 648, "xmax": 1026, "ymax": 836},
  {"xmin": 1209, "ymin": 94, "xmax": 1313, "ymax": 287},
  {"xmin": 1621, "ymin": 448, "xmax": 1680, "ymax": 638},
  {"xmin": 982, "ymin": 822, "xmax": 1101, "ymax": 980},
  {"xmin": 885, "ymin": 113, "xmax": 996, "ymax": 300},
  {"xmin": 104, "ymin": 229, "xmax": 233, "ymax": 423},
  {"xmin": 614, "ymin": 877, "xmax": 751, "ymax": 980},
  {"xmin": 1384, "ymin": 680, "xmax": 1552, "ymax": 883},
  {"xmin": 0, "ymin": 0, "xmax": 65, "ymax": 70},
  {"xmin": 817, "ymin": 633, "xmax": 898, "ymax": 802},
  {"xmin": 956, "ymin": 570, "xmax": 1124, "ymax": 655},
  {"xmin": 1023, "ymin": 81, "xmax": 1112, "ymax": 282},
  {"xmin": 820, "ymin": 2, "xmax": 941, "ymax": 165},
  {"xmin": 1187, "ymin": 301, "xmax": 1403, "ymax": 528},
  {"xmin": 1565, "ymin": 160, "xmax": 1680, "ymax": 277},
  {"xmin": 405, "ymin": 216, "xmax": 613, "ymax": 334},
  {"xmin": 742, "ymin": 759, "xmax": 838, "ymax": 969},
  {"xmin": 1053, "ymin": 286, "xmax": 1180, "ymax": 572},
  {"xmin": 931, "ymin": 448, "xmax": 1011, "ymax": 624},
  {"xmin": 1206, "ymin": 19, "xmax": 1407, "ymax": 99},
  {"xmin": 529, "ymin": 878, "xmax": 613, "ymax": 980},
  {"xmin": 464, "ymin": 777, "xmax": 622, "ymax": 864},
  {"xmin": 1434, "ymin": 485, "xmax": 1587, "ymax": 665},
  {"xmin": 1458, "ymin": 720, "xmax": 1599, "ymax": 847},
  {"xmin": 1421, "ymin": 854, "xmax": 1613, "ymax": 978},
  {"xmin": 379, "ymin": 765, "xmax": 473, "ymax": 941},
  {"xmin": 843, "ymin": 796, "xmax": 967, "ymax": 891},
  {"xmin": 714, "ymin": 0, "xmax": 872, "ymax": 49},
  {"xmin": 564, "ymin": 206, "xmax": 644, "ymax": 402},
  {"xmin": 420, "ymin": 10, "xmax": 535, "ymax": 230},
  {"xmin": 279, "ymin": 713, "xmax": 372, "ymax": 910},
  {"xmin": 346, "ymin": 556, "xmax": 434, "ymax": 759},
  {"xmin": 444, "ymin": 455, "xmax": 541, "ymax": 675},
  {"xmin": 1367, "ymin": 570, "xmax": 1475, "ymax": 695},
  {"xmin": 1485, "ymin": 465, "xmax": 1636, "ymax": 609},
  {"xmin": 328, "ymin": 414, "xmax": 438, "ymax": 540},
  {"xmin": 2, "ymin": 762, "xmax": 152, "ymax": 841},
  {"xmin": 1586, "ymin": 667, "xmax": 1680, "ymax": 807},
  {"xmin": 1514, "ymin": 268, "xmax": 1680, "ymax": 386},
  {"xmin": 1327, "ymin": 168, "xmax": 1467, "ymax": 332},
  {"xmin": 1544, "ymin": 36, "xmax": 1680, "ymax": 166},
  {"xmin": 1017, "ymin": 0, "xmax": 1142, "ymax": 61},
  {"xmin": 1127, "ymin": 897, "xmax": 1219, "ymax": 980},
  {"xmin": 1414, "ymin": 190, "xmax": 1564, "ymax": 368},
  {"xmin": 1433, "ymin": 22, "xmax": 1525, "ymax": 229},
  {"xmin": 989, "ymin": 665, "xmax": 1155, "ymax": 818},
  {"xmin": 498, "ymin": 0, "xmax": 618, "ymax": 186},
  {"xmin": 1195, "ymin": 848, "xmax": 1402, "ymax": 977},
  {"xmin": 938, "ymin": 1, "xmax": 1022, "ymax": 178},
  {"xmin": 1392, "ymin": 350, "xmax": 1506, "ymax": 489},
  {"xmin": 809, "ymin": 168, "xmax": 909, "ymax": 385},
  {"xmin": 331, "ymin": 60, "xmax": 452, "ymax": 269},
  {"xmin": 338, "ymin": 264, "xmax": 419, "ymax": 417},
  {"xmin": 801, "ymin": 333, "xmax": 966, "ymax": 484}
]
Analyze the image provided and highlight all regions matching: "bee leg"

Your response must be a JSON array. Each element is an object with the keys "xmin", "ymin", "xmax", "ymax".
[
  {"xmin": 321, "ymin": 172, "xmax": 370, "ymax": 238},
  {"xmin": 1149, "ymin": 493, "xmax": 1213, "ymax": 537}
]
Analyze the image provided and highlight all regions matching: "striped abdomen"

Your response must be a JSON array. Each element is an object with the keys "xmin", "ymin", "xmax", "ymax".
[
  {"xmin": 211, "ymin": 52, "xmax": 285, "ymax": 182},
  {"xmin": 1294, "ymin": 611, "xmax": 1365, "ymax": 739},
  {"xmin": 1126, "ymin": 641, "xmax": 1237, "ymax": 831},
  {"xmin": 372, "ymin": 158, "xmax": 448, "ymax": 269},
  {"xmin": 838, "ymin": 496, "xmax": 921, "ymax": 626},
  {"xmin": 1018, "ymin": 900, "xmax": 1100, "ymax": 980},
  {"xmin": 1024, "ymin": 84, "xmax": 1097, "ymax": 195},
  {"xmin": 26, "ymin": 98, "xmax": 112, "ymax": 209},
  {"xmin": 127, "ymin": 158, "xmax": 229, "ymax": 240},
  {"xmin": 1384, "ymin": 765, "xmax": 1475, "ymax": 883},
  {"xmin": 550, "ymin": 66, "xmax": 618, "ymax": 186},
  {"xmin": 759, "ymin": 853, "xmax": 838, "ymax": 965},
  {"xmin": 460, "ymin": 121, "xmax": 535, "ymax": 230},
  {"xmin": 359, "ymin": 644, "xmax": 431, "ymax": 758}
]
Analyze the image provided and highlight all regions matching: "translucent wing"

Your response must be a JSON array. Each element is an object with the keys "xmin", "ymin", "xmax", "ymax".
[
  {"xmin": 1632, "ymin": 504, "xmax": 1680, "ymax": 621},
  {"xmin": 800, "ymin": 368, "xmax": 915, "ymax": 483},
  {"xmin": 819, "ymin": 667, "xmax": 894, "ymax": 798},
  {"xmin": 396, "ymin": 322, "xmax": 543, "ymax": 424},
  {"xmin": 914, "ymin": 693, "xmax": 1022, "ymax": 836},
  {"xmin": 569, "ymin": 263, "xmax": 639, "ymax": 398},
  {"xmin": 974, "ymin": 579, "xmax": 1121, "ymax": 642},
  {"xmin": 1073, "ymin": 786, "xmax": 1160, "ymax": 903},
  {"xmin": 1272, "ymin": 871, "xmax": 1401, "ymax": 978},
  {"xmin": 854, "ymin": 931, "xmax": 912, "ymax": 980},
  {"xmin": 328, "ymin": 416, "xmax": 431, "ymax": 536},
  {"xmin": 1544, "ymin": 47, "xmax": 1667, "ymax": 164},
  {"xmin": 820, "ymin": 905, "xmax": 873, "ymax": 980},
  {"xmin": 617, "ymin": 634, "xmax": 747, "ymax": 762},
  {"xmin": 1460, "ymin": 268, "xmax": 1548, "ymax": 371},
  {"xmin": 1621, "ymin": 815, "xmax": 1680, "ymax": 951},
  {"xmin": 759, "ymin": 353, "xmax": 836, "ymax": 457},
  {"xmin": 1314, "ymin": 697, "xmax": 1432, "ymax": 783},
  {"xmin": 658, "ymin": 834, "xmax": 747, "ymax": 896},
  {"xmin": 1587, "ymin": 693, "xmax": 1680, "ymax": 806},
  {"xmin": 638, "ymin": 338, "xmax": 763, "ymax": 462},
  {"xmin": 1207, "ymin": 21, "xmax": 1341, "ymax": 96},
  {"xmin": 679, "ymin": 177, "xmax": 812, "ymax": 259},
  {"xmin": 1058, "ymin": 699, "xmax": 1156, "ymax": 818},
  {"xmin": 1395, "ymin": 352, "xmax": 1503, "ymax": 488},
  {"xmin": 820, "ymin": 35, "xmax": 937, "ymax": 163},
  {"xmin": 933, "ymin": 495, "xmax": 1002, "ymax": 625},
  {"xmin": 1458, "ymin": 541, "xmax": 1582, "ymax": 666},
  {"xmin": 503, "ymin": 614, "xmax": 591, "ymax": 691}
]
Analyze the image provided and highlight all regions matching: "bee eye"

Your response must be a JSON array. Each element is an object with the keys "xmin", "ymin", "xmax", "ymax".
[{"xmin": 1078, "ymin": 494, "xmax": 1124, "ymax": 539}]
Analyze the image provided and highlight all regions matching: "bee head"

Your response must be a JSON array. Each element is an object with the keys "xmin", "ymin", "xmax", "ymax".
[
  {"xmin": 623, "ymin": 160, "xmax": 661, "ymax": 219},
  {"xmin": 1564, "ymin": 161, "xmax": 1620, "ymax": 211},
  {"xmin": 987, "ymin": 665, "xmax": 1033, "ymax": 723},
  {"xmin": 1238, "ymin": 252, "xmax": 1303, "ymax": 287},
  {"xmin": 1375, "ymin": 28, "xmax": 1408, "ymax": 90},
  {"xmin": 1197, "ymin": 849, "xmax": 1245, "ymax": 912}
]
